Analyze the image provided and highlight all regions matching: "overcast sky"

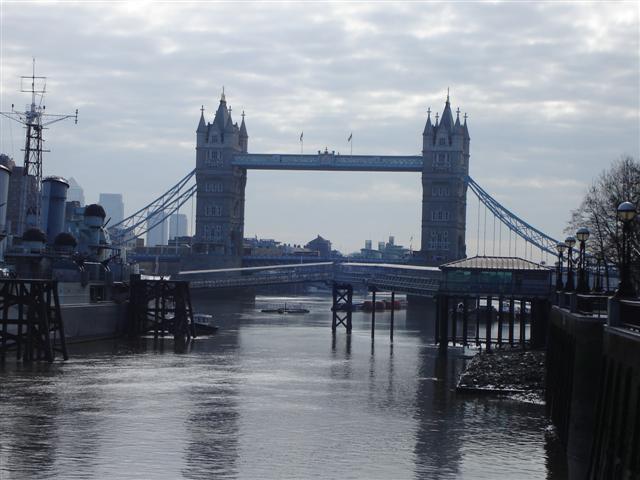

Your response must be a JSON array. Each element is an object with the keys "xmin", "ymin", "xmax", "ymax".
[{"xmin": 1, "ymin": 1, "xmax": 638, "ymax": 255}]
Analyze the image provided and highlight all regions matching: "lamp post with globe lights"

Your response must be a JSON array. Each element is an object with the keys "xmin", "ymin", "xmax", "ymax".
[
  {"xmin": 565, "ymin": 236, "xmax": 577, "ymax": 291},
  {"xmin": 556, "ymin": 242, "xmax": 566, "ymax": 291},
  {"xmin": 616, "ymin": 201, "xmax": 637, "ymax": 298},
  {"xmin": 576, "ymin": 227, "xmax": 590, "ymax": 293}
]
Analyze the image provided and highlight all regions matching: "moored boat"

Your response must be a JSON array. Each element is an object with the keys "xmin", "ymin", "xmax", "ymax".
[
  {"xmin": 193, "ymin": 313, "xmax": 219, "ymax": 335},
  {"xmin": 261, "ymin": 303, "xmax": 310, "ymax": 314}
]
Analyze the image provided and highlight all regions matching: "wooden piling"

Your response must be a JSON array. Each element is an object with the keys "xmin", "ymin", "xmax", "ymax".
[
  {"xmin": 519, "ymin": 298, "xmax": 526, "ymax": 347},
  {"xmin": 451, "ymin": 297, "xmax": 457, "ymax": 346},
  {"xmin": 371, "ymin": 290, "xmax": 376, "ymax": 339},
  {"xmin": 509, "ymin": 298, "xmax": 515, "ymax": 345},
  {"xmin": 486, "ymin": 295, "xmax": 493, "ymax": 351},
  {"xmin": 390, "ymin": 291, "xmax": 395, "ymax": 341},
  {"xmin": 475, "ymin": 296, "xmax": 481, "ymax": 346},
  {"xmin": 0, "ymin": 279, "xmax": 68, "ymax": 363},
  {"xmin": 462, "ymin": 299, "xmax": 469, "ymax": 346},
  {"xmin": 497, "ymin": 296, "xmax": 504, "ymax": 347},
  {"xmin": 438, "ymin": 295, "xmax": 449, "ymax": 354}
]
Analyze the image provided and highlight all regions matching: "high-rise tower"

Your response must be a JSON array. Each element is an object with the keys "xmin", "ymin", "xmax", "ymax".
[
  {"xmin": 420, "ymin": 92, "xmax": 470, "ymax": 266},
  {"xmin": 194, "ymin": 91, "xmax": 247, "ymax": 262}
]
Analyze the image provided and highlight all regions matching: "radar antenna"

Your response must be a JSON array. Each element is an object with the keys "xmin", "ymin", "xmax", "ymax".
[{"xmin": 0, "ymin": 58, "xmax": 78, "ymax": 234}]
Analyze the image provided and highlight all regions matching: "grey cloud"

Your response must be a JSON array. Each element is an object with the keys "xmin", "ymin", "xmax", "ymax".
[{"xmin": 0, "ymin": 2, "xmax": 638, "ymax": 252}]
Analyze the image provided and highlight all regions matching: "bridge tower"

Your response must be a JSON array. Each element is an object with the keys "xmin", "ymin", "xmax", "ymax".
[
  {"xmin": 420, "ymin": 92, "xmax": 469, "ymax": 266},
  {"xmin": 194, "ymin": 91, "xmax": 247, "ymax": 265}
]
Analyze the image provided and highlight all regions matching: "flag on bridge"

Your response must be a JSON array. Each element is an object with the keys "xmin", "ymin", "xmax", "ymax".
[
  {"xmin": 300, "ymin": 131, "xmax": 304, "ymax": 141},
  {"xmin": 348, "ymin": 133, "xmax": 352, "ymax": 142}
]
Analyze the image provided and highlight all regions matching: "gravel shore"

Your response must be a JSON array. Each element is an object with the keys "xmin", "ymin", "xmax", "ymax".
[{"xmin": 457, "ymin": 349, "xmax": 546, "ymax": 398}]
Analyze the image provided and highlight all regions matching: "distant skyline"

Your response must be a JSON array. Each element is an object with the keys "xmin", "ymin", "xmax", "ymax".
[{"xmin": 1, "ymin": 2, "xmax": 638, "ymax": 253}]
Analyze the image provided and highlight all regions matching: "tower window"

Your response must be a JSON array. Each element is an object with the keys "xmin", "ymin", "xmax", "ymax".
[
  {"xmin": 205, "ymin": 182, "xmax": 223, "ymax": 193},
  {"xmin": 205, "ymin": 150, "xmax": 223, "ymax": 168},
  {"xmin": 204, "ymin": 204, "xmax": 223, "ymax": 217},
  {"xmin": 434, "ymin": 153, "xmax": 450, "ymax": 169},
  {"xmin": 203, "ymin": 224, "xmax": 223, "ymax": 242},
  {"xmin": 438, "ymin": 137, "xmax": 446, "ymax": 146},
  {"xmin": 427, "ymin": 230, "xmax": 450, "ymax": 250},
  {"xmin": 431, "ymin": 185, "xmax": 450, "ymax": 197}
]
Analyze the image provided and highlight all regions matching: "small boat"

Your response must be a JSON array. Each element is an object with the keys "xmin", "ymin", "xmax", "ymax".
[
  {"xmin": 193, "ymin": 313, "xmax": 219, "ymax": 335},
  {"xmin": 261, "ymin": 303, "xmax": 310, "ymax": 314}
]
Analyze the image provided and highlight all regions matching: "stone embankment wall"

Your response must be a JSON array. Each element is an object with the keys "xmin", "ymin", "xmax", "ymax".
[{"xmin": 546, "ymin": 306, "xmax": 640, "ymax": 480}]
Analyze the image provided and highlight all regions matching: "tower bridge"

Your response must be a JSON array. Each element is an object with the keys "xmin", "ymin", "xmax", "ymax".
[
  {"xmin": 109, "ymin": 89, "xmax": 563, "ymax": 283},
  {"xmin": 189, "ymin": 90, "xmax": 469, "ymax": 267}
]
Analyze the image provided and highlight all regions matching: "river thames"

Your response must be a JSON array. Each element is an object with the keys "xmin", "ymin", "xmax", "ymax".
[{"xmin": 0, "ymin": 293, "xmax": 567, "ymax": 479}]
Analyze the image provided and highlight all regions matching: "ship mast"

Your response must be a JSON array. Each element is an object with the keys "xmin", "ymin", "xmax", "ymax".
[{"xmin": 0, "ymin": 58, "xmax": 78, "ymax": 235}]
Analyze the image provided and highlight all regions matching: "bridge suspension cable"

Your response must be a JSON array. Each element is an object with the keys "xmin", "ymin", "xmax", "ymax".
[
  {"xmin": 467, "ymin": 176, "xmax": 561, "ymax": 257},
  {"xmin": 109, "ymin": 169, "xmax": 197, "ymax": 246}
]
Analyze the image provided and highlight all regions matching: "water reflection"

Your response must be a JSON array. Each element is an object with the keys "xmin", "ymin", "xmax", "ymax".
[
  {"xmin": 0, "ymin": 293, "xmax": 566, "ymax": 479},
  {"xmin": 0, "ymin": 364, "xmax": 61, "ymax": 477},
  {"xmin": 182, "ymin": 334, "xmax": 241, "ymax": 479}
]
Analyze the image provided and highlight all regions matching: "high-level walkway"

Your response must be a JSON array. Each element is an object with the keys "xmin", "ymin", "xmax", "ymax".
[{"xmin": 232, "ymin": 153, "xmax": 423, "ymax": 172}]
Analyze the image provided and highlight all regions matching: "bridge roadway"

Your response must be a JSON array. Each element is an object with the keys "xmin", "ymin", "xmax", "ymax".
[
  {"xmin": 232, "ymin": 153, "xmax": 423, "ymax": 172},
  {"xmin": 176, "ymin": 262, "xmax": 441, "ymax": 296}
]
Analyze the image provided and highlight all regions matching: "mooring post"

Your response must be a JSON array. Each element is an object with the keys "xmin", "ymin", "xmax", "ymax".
[
  {"xmin": 486, "ymin": 295, "xmax": 493, "ymax": 351},
  {"xmin": 520, "ymin": 298, "xmax": 526, "ymax": 347},
  {"xmin": 509, "ymin": 297, "xmax": 515, "ymax": 346},
  {"xmin": 462, "ymin": 298, "xmax": 469, "ymax": 346},
  {"xmin": 17, "ymin": 300, "xmax": 23, "ymax": 360},
  {"xmin": 475, "ymin": 296, "xmax": 481, "ymax": 346},
  {"xmin": 497, "ymin": 296, "xmax": 504, "ymax": 347},
  {"xmin": 1, "ymin": 290, "xmax": 7, "ymax": 363},
  {"xmin": 346, "ymin": 285, "xmax": 353, "ymax": 334},
  {"xmin": 371, "ymin": 289, "xmax": 376, "ymax": 338},
  {"xmin": 438, "ymin": 295, "xmax": 449, "ymax": 354},
  {"xmin": 331, "ymin": 282, "xmax": 338, "ymax": 333},
  {"xmin": 435, "ymin": 295, "xmax": 440, "ymax": 342},
  {"xmin": 451, "ymin": 297, "xmax": 457, "ymax": 346},
  {"xmin": 390, "ymin": 291, "xmax": 395, "ymax": 341}
]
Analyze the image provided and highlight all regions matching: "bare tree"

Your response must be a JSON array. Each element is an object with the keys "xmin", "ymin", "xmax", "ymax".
[{"xmin": 567, "ymin": 155, "xmax": 640, "ymax": 291}]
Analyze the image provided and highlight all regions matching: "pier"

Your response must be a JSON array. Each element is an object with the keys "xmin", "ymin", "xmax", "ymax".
[
  {"xmin": 0, "ymin": 279, "xmax": 68, "ymax": 362},
  {"xmin": 128, "ymin": 275, "xmax": 195, "ymax": 342}
]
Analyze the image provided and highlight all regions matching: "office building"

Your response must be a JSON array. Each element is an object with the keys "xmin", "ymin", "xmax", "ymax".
[
  {"xmin": 99, "ymin": 193, "xmax": 124, "ymax": 226},
  {"xmin": 147, "ymin": 210, "xmax": 168, "ymax": 247},
  {"xmin": 169, "ymin": 213, "xmax": 188, "ymax": 240}
]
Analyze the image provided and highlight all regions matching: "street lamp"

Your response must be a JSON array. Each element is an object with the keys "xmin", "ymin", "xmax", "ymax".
[
  {"xmin": 565, "ymin": 236, "xmax": 576, "ymax": 291},
  {"xmin": 616, "ymin": 201, "xmax": 637, "ymax": 297},
  {"xmin": 556, "ymin": 242, "xmax": 566, "ymax": 290},
  {"xmin": 576, "ymin": 227, "xmax": 590, "ymax": 293}
]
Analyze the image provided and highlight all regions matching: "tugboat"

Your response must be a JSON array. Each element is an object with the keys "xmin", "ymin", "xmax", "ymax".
[{"xmin": 193, "ymin": 313, "xmax": 219, "ymax": 335}]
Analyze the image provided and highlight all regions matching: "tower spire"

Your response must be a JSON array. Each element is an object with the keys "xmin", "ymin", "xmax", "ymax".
[
  {"xmin": 423, "ymin": 107, "xmax": 434, "ymax": 137},
  {"xmin": 221, "ymin": 86, "xmax": 226, "ymax": 102},
  {"xmin": 197, "ymin": 105, "xmax": 206, "ymax": 132}
]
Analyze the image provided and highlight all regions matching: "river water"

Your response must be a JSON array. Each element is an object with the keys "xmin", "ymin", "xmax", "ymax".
[{"xmin": 0, "ymin": 293, "xmax": 567, "ymax": 479}]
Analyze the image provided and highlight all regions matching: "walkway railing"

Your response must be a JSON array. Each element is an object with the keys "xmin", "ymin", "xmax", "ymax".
[
  {"xmin": 620, "ymin": 299, "xmax": 640, "ymax": 331},
  {"xmin": 554, "ymin": 290, "xmax": 640, "ymax": 332}
]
